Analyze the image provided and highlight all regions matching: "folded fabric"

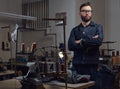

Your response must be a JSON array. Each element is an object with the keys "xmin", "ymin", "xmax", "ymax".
[{"xmin": 67, "ymin": 70, "xmax": 90, "ymax": 84}]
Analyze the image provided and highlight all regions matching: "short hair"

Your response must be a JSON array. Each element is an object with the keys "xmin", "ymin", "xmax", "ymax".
[{"xmin": 80, "ymin": 2, "xmax": 92, "ymax": 11}]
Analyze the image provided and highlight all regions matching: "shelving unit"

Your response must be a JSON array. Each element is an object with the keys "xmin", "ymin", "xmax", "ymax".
[
  {"xmin": 102, "ymin": 41, "xmax": 117, "ymax": 56},
  {"xmin": 15, "ymin": 27, "xmax": 34, "ymax": 63},
  {"xmin": 13, "ymin": 17, "xmax": 68, "ymax": 89},
  {"xmin": 100, "ymin": 41, "xmax": 117, "ymax": 65}
]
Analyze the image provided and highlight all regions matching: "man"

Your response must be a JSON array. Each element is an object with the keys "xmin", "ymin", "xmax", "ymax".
[{"xmin": 68, "ymin": 2, "xmax": 103, "ymax": 89}]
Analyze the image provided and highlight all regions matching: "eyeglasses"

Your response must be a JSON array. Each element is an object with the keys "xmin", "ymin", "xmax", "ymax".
[{"xmin": 80, "ymin": 10, "xmax": 92, "ymax": 13}]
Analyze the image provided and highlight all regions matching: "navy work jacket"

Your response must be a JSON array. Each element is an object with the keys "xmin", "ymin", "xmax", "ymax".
[{"xmin": 68, "ymin": 21, "xmax": 103, "ymax": 64}]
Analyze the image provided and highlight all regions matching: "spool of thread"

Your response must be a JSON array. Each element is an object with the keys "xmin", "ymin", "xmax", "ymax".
[
  {"xmin": 112, "ymin": 51, "xmax": 115, "ymax": 56},
  {"xmin": 101, "ymin": 49, "xmax": 105, "ymax": 57},
  {"xmin": 61, "ymin": 63, "xmax": 65, "ymax": 72},
  {"xmin": 112, "ymin": 51, "xmax": 117, "ymax": 66},
  {"xmin": 116, "ymin": 51, "xmax": 119, "ymax": 56},
  {"xmin": 21, "ymin": 43, "xmax": 25, "ymax": 53},
  {"xmin": 116, "ymin": 51, "xmax": 120, "ymax": 64},
  {"xmin": 51, "ymin": 50, "xmax": 54, "ymax": 57},
  {"xmin": 31, "ymin": 42, "xmax": 36, "ymax": 53}
]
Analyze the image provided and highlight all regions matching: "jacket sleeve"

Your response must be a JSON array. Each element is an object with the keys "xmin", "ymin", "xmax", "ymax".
[
  {"xmin": 82, "ymin": 24, "xmax": 103, "ymax": 47},
  {"xmin": 68, "ymin": 29, "xmax": 83, "ymax": 51}
]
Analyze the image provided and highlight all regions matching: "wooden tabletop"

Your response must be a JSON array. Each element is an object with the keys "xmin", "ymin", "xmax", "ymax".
[
  {"xmin": 45, "ymin": 80, "xmax": 95, "ymax": 89},
  {"xmin": 0, "ymin": 78, "xmax": 95, "ymax": 89},
  {"xmin": 0, "ymin": 70, "xmax": 15, "ymax": 76},
  {"xmin": 0, "ymin": 79, "xmax": 21, "ymax": 89}
]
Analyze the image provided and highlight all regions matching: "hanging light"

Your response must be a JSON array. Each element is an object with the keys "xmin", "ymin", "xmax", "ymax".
[{"xmin": 58, "ymin": 52, "xmax": 64, "ymax": 59}]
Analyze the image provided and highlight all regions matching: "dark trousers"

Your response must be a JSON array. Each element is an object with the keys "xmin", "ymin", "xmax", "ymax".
[{"xmin": 100, "ymin": 73, "xmax": 114, "ymax": 89}]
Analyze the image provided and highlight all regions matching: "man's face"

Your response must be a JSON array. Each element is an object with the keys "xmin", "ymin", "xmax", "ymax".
[{"xmin": 79, "ymin": 6, "xmax": 92, "ymax": 22}]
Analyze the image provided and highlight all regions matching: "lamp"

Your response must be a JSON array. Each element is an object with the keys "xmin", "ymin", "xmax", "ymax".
[{"xmin": 58, "ymin": 52, "xmax": 64, "ymax": 59}]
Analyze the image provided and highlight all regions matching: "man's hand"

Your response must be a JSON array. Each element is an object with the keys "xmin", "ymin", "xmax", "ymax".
[
  {"xmin": 92, "ymin": 35, "xmax": 99, "ymax": 38},
  {"xmin": 75, "ymin": 40, "xmax": 81, "ymax": 44},
  {"xmin": 75, "ymin": 39, "xmax": 82, "ymax": 44}
]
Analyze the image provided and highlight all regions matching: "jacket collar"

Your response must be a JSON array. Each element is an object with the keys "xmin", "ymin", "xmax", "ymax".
[{"xmin": 79, "ymin": 21, "xmax": 95, "ymax": 27}]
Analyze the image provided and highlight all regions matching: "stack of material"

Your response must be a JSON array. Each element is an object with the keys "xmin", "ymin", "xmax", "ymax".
[{"xmin": 0, "ymin": 79, "xmax": 21, "ymax": 89}]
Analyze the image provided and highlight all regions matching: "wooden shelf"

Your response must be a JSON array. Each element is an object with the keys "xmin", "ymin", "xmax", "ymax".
[
  {"xmin": 16, "ymin": 52, "xmax": 33, "ymax": 55},
  {"xmin": 101, "ymin": 49, "xmax": 115, "ymax": 51}
]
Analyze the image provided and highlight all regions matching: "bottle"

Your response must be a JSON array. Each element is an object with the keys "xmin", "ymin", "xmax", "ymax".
[
  {"xmin": 112, "ymin": 51, "xmax": 116, "ymax": 66},
  {"xmin": 116, "ymin": 51, "xmax": 119, "ymax": 56},
  {"xmin": 31, "ymin": 42, "xmax": 36, "ymax": 53},
  {"xmin": 21, "ymin": 43, "xmax": 25, "ymax": 53},
  {"xmin": 116, "ymin": 51, "xmax": 120, "ymax": 64},
  {"xmin": 2, "ymin": 41, "xmax": 5, "ymax": 50}
]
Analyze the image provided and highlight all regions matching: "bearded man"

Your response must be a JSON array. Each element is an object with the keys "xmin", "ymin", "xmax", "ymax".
[{"xmin": 68, "ymin": 2, "xmax": 103, "ymax": 89}]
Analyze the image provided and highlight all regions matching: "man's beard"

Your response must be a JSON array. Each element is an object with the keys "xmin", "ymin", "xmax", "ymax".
[{"xmin": 81, "ymin": 16, "xmax": 91, "ymax": 22}]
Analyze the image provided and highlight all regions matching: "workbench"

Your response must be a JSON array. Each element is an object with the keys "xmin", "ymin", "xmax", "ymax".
[
  {"xmin": 44, "ymin": 80, "xmax": 95, "ymax": 89},
  {"xmin": 0, "ymin": 70, "xmax": 15, "ymax": 80},
  {"xmin": 0, "ymin": 79, "xmax": 95, "ymax": 89}
]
